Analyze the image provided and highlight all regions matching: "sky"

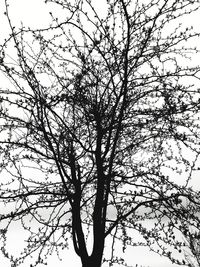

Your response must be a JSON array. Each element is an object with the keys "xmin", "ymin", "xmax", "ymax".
[{"xmin": 0, "ymin": 0, "xmax": 200, "ymax": 267}]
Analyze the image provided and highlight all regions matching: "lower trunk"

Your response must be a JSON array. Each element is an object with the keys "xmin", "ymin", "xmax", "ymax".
[{"xmin": 82, "ymin": 255, "xmax": 102, "ymax": 267}]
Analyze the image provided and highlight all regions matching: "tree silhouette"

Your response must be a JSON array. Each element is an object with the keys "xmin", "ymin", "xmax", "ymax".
[
  {"xmin": 180, "ymin": 202, "xmax": 200, "ymax": 267},
  {"xmin": 183, "ymin": 229, "xmax": 200, "ymax": 267},
  {"xmin": 0, "ymin": 0, "xmax": 200, "ymax": 266}
]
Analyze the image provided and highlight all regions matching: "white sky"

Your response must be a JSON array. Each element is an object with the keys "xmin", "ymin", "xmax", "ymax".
[{"xmin": 0, "ymin": 0, "xmax": 200, "ymax": 266}]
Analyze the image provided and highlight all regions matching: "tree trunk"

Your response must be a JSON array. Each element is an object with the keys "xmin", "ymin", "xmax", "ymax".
[{"xmin": 81, "ymin": 255, "xmax": 103, "ymax": 267}]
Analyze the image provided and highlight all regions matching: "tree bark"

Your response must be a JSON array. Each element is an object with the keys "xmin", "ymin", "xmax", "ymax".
[{"xmin": 81, "ymin": 255, "xmax": 103, "ymax": 267}]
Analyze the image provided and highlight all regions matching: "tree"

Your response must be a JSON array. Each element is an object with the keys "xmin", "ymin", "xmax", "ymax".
[
  {"xmin": 180, "ymin": 202, "xmax": 200, "ymax": 267},
  {"xmin": 0, "ymin": 0, "xmax": 200, "ymax": 266},
  {"xmin": 183, "ymin": 228, "xmax": 200, "ymax": 267}
]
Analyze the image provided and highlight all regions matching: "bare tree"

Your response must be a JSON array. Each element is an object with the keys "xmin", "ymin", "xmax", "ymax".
[
  {"xmin": 183, "ymin": 230, "xmax": 200, "ymax": 267},
  {"xmin": 0, "ymin": 0, "xmax": 200, "ymax": 266},
  {"xmin": 179, "ymin": 203, "xmax": 200, "ymax": 267}
]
